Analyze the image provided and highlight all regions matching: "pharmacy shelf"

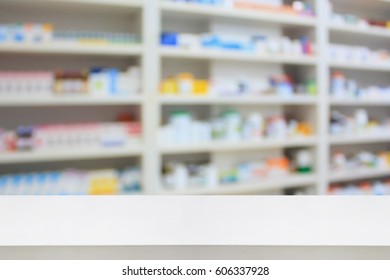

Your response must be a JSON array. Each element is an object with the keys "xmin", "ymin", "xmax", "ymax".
[
  {"xmin": 329, "ymin": 168, "xmax": 390, "ymax": 183},
  {"xmin": 161, "ymin": 47, "xmax": 317, "ymax": 65},
  {"xmin": 4, "ymin": 0, "xmax": 143, "ymax": 9},
  {"xmin": 159, "ymin": 95, "xmax": 317, "ymax": 105},
  {"xmin": 160, "ymin": 174, "xmax": 317, "ymax": 195},
  {"xmin": 0, "ymin": 96, "xmax": 144, "ymax": 107},
  {"xmin": 0, "ymin": 145, "xmax": 142, "ymax": 164},
  {"xmin": 0, "ymin": 43, "xmax": 143, "ymax": 56},
  {"xmin": 329, "ymin": 61, "xmax": 390, "ymax": 72},
  {"xmin": 329, "ymin": 24, "xmax": 390, "ymax": 38},
  {"xmin": 161, "ymin": 1, "xmax": 316, "ymax": 27},
  {"xmin": 159, "ymin": 137, "xmax": 317, "ymax": 155},
  {"xmin": 329, "ymin": 134, "xmax": 390, "ymax": 145},
  {"xmin": 330, "ymin": 98, "xmax": 390, "ymax": 106}
]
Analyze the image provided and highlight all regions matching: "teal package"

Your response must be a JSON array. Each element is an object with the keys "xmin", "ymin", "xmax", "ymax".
[{"xmin": 107, "ymin": 68, "xmax": 119, "ymax": 95}]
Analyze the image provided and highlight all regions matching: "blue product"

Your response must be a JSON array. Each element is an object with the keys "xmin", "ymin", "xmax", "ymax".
[
  {"xmin": 11, "ymin": 24, "xmax": 25, "ymax": 43},
  {"xmin": 106, "ymin": 68, "xmax": 119, "ymax": 95},
  {"xmin": 1, "ymin": 176, "xmax": 11, "ymax": 195},
  {"xmin": 161, "ymin": 32, "xmax": 178, "ymax": 46},
  {"xmin": 0, "ymin": 177, "xmax": 6, "ymax": 195},
  {"xmin": 23, "ymin": 174, "xmax": 34, "ymax": 193},
  {"xmin": 201, "ymin": 34, "xmax": 219, "ymax": 48},
  {"xmin": 300, "ymin": 36, "xmax": 309, "ymax": 54},
  {"xmin": 221, "ymin": 40, "xmax": 243, "ymax": 50},
  {"xmin": 346, "ymin": 80, "xmax": 358, "ymax": 97},
  {"xmin": 252, "ymin": 35, "xmax": 266, "ymax": 45},
  {"xmin": 0, "ymin": 25, "xmax": 8, "ymax": 42},
  {"xmin": 198, "ymin": 0, "xmax": 216, "ymax": 5},
  {"xmin": 37, "ymin": 173, "xmax": 47, "ymax": 189},
  {"xmin": 237, "ymin": 163, "xmax": 251, "ymax": 181},
  {"xmin": 373, "ymin": 182, "xmax": 386, "ymax": 196},
  {"xmin": 49, "ymin": 172, "xmax": 60, "ymax": 194},
  {"xmin": 331, "ymin": 76, "xmax": 346, "ymax": 97},
  {"xmin": 238, "ymin": 80, "xmax": 248, "ymax": 94},
  {"xmin": 276, "ymin": 82, "xmax": 293, "ymax": 97},
  {"xmin": 11, "ymin": 175, "xmax": 22, "ymax": 195}
]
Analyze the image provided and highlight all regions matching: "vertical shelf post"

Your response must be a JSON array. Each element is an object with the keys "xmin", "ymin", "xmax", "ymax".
[
  {"xmin": 315, "ymin": 0, "xmax": 330, "ymax": 194},
  {"xmin": 141, "ymin": 0, "xmax": 161, "ymax": 193}
]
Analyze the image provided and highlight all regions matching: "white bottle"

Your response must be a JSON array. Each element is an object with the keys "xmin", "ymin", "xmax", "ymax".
[
  {"xmin": 354, "ymin": 109, "xmax": 368, "ymax": 134},
  {"xmin": 333, "ymin": 152, "xmax": 346, "ymax": 170},
  {"xmin": 373, "ymin": 181, "xmax": 386, "ymax": 196},
  {"xmin": 268, "ymin": 117, "xmax": 287, "ymax": 139},
  {"xmin": 173, "ymin": 164, "xmax": 189, "ymax": 190},
  {"xmin": 245, "ymin": 113, "xmax": 263, "ymax": 140},
  {"xmin": 223, "ymin": 110, "xmax": 242, "ymax": 141},
  {"xmin": 170, "ymin": 111, "xmax": 192, "ymax": 144},
  {"xmin": 204, "ymin": 165, "xmax": 219, "ymax": 188}
]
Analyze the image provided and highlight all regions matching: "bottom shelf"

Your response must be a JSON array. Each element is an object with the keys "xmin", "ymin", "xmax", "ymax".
[
  {"xmin": 329, "ymin": 168, "xmax": 390, "ymax": 183},
  {"xmin": 159, "ymin": 174, "xmax": 316, "ymax": 195}
]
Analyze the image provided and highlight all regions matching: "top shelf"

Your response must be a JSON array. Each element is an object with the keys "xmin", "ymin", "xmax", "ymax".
[
  {"xmin": 1, "ymin": 0, "xmax": 143, "ymax": 9},
  {"xmin": 160, "ymin": 2, "xmax": 316, "ymax": 27}
]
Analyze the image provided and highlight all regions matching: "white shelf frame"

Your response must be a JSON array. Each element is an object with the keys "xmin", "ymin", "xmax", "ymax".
[
  {"xmin": 1, "ymin": 0, "xmax": 390, "ymax": 195},
  {"xmin": 329, "ymin": 134, "xmax": 390, "ymax": 145},
  {"xmin": 6, "ymin": 0, "xmax": 143, "ymax": 9},
  {"xmin": 0, "ymin": 43, "xmax": 143, "ymax": 56},
  {"xmin": 0, "ymin": 145, "xmax": 143, "ymax": 164},
  {"xmin": 159, "ymin": 137, "xmax": 317, "ymax": 155},
  {"xmin": 160, "ymin": 47, "xmax": 317, "ymax": 65},
  {"xmin": 159, "ymin": 95, "xmax": 318, "ymax": 105},
  {"xmin": 329, "ymin": 23, "xmax": 390, "ymax": 39},
  {"xmin": 330, "ymin": 98, "xmax": 390, "ymax": 106},
  {"xmin": 329, "ymin": 168, "xmax": 390, "ymax": 183},
  {"xmin": 0, "ymin": 96, "xmax": 144, "ymax": 107},
  {"xmin": 329, "ymin": 61, "xmax": 390, "ymax": 72}
]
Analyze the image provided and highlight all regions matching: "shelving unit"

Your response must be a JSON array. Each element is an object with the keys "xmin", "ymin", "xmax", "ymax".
[
  {"xmin": 0, "ymin": 0, "xmax": 146, "ymax": 194},
  {"xmin": 1, "ymin": 0, "xmax": 389, "ymax": 195},
  {"xmin": 156, "ymin": 0, "xmax": 322, "ymax": 195},
  {"xmin": 326, "ymin": 0, "xmax": 390, "ymax": 195}
]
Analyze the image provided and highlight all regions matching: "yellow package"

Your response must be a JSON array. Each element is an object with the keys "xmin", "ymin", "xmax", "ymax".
[
  {"xmin": 160, "ymin": 77, "xmax": 178, "ymax": 95},
  {"xmin": 297, "ymin": 123, "xmax": 312, "ymax": 136},
  {"xmin": 88, "ymin": 170, "xmax": 119, "ymax": 195},
  {"xmin": 193, "ymin": 80, "xmax": 209, "ymax": 95}
]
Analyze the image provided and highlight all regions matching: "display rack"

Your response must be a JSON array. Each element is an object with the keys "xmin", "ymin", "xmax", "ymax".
[{"xmin": 0, "ymin": 0, "xmax": 389, "ymax": 195}]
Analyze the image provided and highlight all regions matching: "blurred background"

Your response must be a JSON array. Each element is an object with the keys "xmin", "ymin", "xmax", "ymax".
[{"xmin": 0, "ymin": 0, "xmax": 390, "ymax": 196}]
